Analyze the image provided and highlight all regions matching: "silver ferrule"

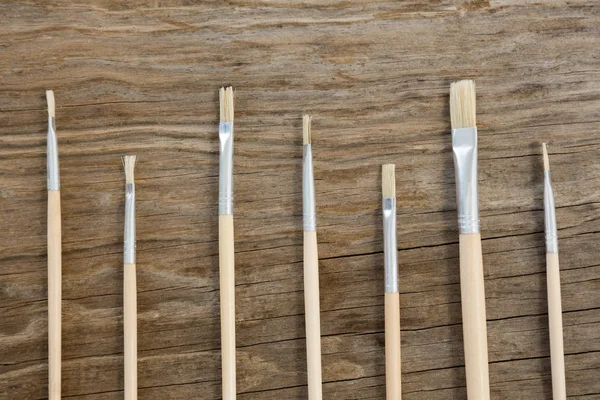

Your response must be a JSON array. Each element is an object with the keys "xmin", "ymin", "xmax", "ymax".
[
  {"xmin": 452, "ymin": 127, "xmax": 480, "ymax": 234},
  {"xmin": 124, "ymin": 183, "xmax": 136, "ymax": 264},
  {"xmin": 47, "ymin": 116, "xmax": 60, "ymax": 191},
  {"xmin": 303, "ymin": 144, "xmax": 316, "ymax": 232},
  {"xmin": 218, "ymin": 122, "xmax": 234, "ymax": 215},
  {"xmin": 383, "ymin": 197, "xmax": 398, "ymax": 293},
  {"xmin": 544, "ymin": 171, "xmax": 558, "ymax": 254}
]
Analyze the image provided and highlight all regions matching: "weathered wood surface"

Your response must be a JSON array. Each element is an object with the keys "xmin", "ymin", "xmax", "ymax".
[{"xmin": 1, "ymin": 1, "xmax": 599, "ymax": 399}]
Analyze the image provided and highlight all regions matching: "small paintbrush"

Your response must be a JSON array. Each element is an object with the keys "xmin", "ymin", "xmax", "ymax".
[
  {"xmin": 382, "ymin": 164, "xmax": 401, "ymax": 399},
  {"xmin": 46, "ymin": 90, "xmax": 62, "ymax": 400},
  {"xmin": 543, "ymin": 143, "xmax": 566, "ymax": 400},
  {"xmin": 218, "ymin": 86, "xmax": 236, "ymax": 400},
  {"xmin": 303, "ymin": 115, "xmax": 323, "ymax": 400},
  {"xmin": 122, "ymin": 155, "xmax": 138, "ymax": 400}
]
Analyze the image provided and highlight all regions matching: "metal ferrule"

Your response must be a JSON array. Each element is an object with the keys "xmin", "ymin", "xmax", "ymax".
[
  {"xmin": 383, "ymin": 197, "xmax": 398, "ymax": 293},
  {"xmin": 452, "ymin": 127, "xmax": 480, "ymax": 234},
  {"xmin": 47, "ymin": 116, "xmax": 60, "ymax": 191},
  {"xmin": 303, "ymin": 144, "xmax": 316, "ymax": 232},
  {"xmin": 124, "ymin": 183, "xmax": 136, "ymax": 264},
  {"xmin": 544, "ymin": 171, "xmax": 558, "ymax": 254},
  {"xmin": 218, "ymin": 122, "xmax": 234, "ymax": 215}
]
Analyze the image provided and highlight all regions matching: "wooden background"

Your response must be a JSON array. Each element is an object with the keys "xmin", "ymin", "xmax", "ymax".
[{"xmin": 1, "ymin": 1, "xmax": 599, "ymax": 399}]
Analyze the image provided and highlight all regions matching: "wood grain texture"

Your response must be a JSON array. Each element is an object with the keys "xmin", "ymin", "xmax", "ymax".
[{"xmin": 1, "ymin": 1, "xmax": 599, "ymax": 399}]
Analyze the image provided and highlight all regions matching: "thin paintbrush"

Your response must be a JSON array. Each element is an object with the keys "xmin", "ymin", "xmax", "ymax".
[
  {"xmin": 122, "ymin": 155, "xmax": 138, "ymax": 400},
  {"xmin": 46, "ymin": 90, "xmax": 62, "ymax": 400},
  {"xmin": 303, "ymin": 115, "xmax": 323, "ymax": 400},
  {"xmin": 382, "ymin": 164, "xmax": 401, "ymax": 399},
  {"xmin": 543, "ymin": 143, "xmax": 566, "ymax": 400},
  {"xmin": 450, "ymin": 79, "xmax": 490, "ymax": 400},
  {"xmin": 218, "ymin": 86, "xmax": 236, "ymax": 400}
]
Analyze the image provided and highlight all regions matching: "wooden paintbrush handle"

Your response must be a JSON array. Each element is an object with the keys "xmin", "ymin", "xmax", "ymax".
[
  {"xmin": 219, "ymin": 214, "xmax": 236, "ymax": 400},
  {"xmin": 124, "ymin": 263, "xmax": 137, "ymax": 400},
  {"xmin": 547, "ymin": 252, "xmax": 566, "ymax": 400},
  {"xmin": 459, "ymin": 233, "xmax": 490, "ymax": 400},
  {"xmin": 303, "ymin": 230, "xmax": 322, "ymax": 400},
  {"xmin": 48, "ymin": 190, "xmax": 61, "ymax": 400},
  {"xmin": 385, "ymin": 292, "xmax": 401, "ymax": 399}
]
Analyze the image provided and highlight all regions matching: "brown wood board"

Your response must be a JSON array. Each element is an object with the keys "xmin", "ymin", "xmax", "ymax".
[{"xmin": 0, "ymin": 1, "xmax": 599, "ymax": 399}]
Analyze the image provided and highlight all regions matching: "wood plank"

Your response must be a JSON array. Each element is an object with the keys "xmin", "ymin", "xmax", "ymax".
[{"xmin": 0, "ymin": 1, "xmax": 599, "ymax": 398}]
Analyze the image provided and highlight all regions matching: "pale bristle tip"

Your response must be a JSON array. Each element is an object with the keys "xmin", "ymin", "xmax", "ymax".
[
  {"xmin": 46, "ymin": 90, "xmax": 55, "ymax": 118},
  {"xmin": 220, "ymin": 86, "xmax": 234, "ymax": 123},
  {"xmin": 123, "ymin": 155, "xmax": 137, "ymax": 184},
  {"xmin": 542, "ymin": 143, "xmax": 550, "ymax": 172},
  {"xmin": 303, "ymin": 115, "xmax": 312, "ymax": 145},
  {"xmin": 450, "ymin": 79, "xmax": 476, "ymax": 129},
  {"xmin": 382, "ymin": 164, "xmax": 396, "ymax": 198}
]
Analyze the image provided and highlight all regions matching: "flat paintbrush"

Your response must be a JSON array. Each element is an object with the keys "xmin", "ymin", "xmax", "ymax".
[
  {"xmin": 46, "ymin": 90, "xmax": 62, "ymax": 400},
  {"xmin": 122, "ymin": 155, "xmax": 138, "ymax": 400},
  {"xmin": 218, "ymin": 86, "xmax": 236, "ymax": 400},
  {"xmin": 450, "ymin": 79, "xmax": 490, "ymax": 400},
  {"xmin": 382, "ymin": 164, "xmax": 401, "ymax": 399}
]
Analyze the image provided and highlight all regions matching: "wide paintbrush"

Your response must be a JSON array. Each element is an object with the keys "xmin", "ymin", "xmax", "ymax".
[{"xmin": 450, "ymin": 79, "xmax": 490, "ymax": 400}]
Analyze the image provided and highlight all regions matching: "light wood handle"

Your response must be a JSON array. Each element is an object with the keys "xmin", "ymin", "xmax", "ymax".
[
  {"xmin": 547, "ymin": 252, "xmax": 566, "ymax": 400},
  {"xmin": 303, "ymin": 230, "xmax": 322, "ymax": 400},
  {"xmin": 48, "ymin": 190, "xmax": 61, "ymax": 400},
  {"xmin": 219, "ymin": 214, "xmax": 236, "ymax": 400},
  {"xmin": 124, "ymin": 263, "xmax": 137, "ymax": 400},
  {"xmin": 459, "ymin": 233, "xmax": 490, "ymax": 400},
  {"xmin": 385, "ymin": 292, "xmax": 401, "ymax": 399}
]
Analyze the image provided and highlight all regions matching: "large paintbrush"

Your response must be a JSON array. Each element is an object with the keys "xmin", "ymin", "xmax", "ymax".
[{"xmin": 450, "ymin": 80, "xmax": 490, "ymax": 400}]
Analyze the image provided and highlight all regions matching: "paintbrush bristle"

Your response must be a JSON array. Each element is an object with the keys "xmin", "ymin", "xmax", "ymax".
[
  {"xmin": 303, "ymin": 115, "xmax": 312, "ymax": 145},
  {"xmin": 450, "ymin": 79, "xmax": 476, "ymax": 129},
  {"xmin": 46, "ymin": 90, "xmax": 55, "ymax": 118},
  {"xmin": 219, "ymin": 86, "xmax": 234, "ymax": 123},
  {"xmin": 122, "ymin": 155, "xmax": 137, "ymax": 184},
  {"xmin": 382, "ymin": 164, "xmax": 396, "ymax": 198},
  {"xmin": 542, "ymin": 143, "xmax": 550, "ymax": 172}
]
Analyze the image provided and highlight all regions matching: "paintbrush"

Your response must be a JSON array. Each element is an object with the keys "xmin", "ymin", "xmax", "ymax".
[
  {"xmin": 543, "ymin": 143, "xmax": 566, "ymax": 400},
  {"xmin": 450, "ymin": 79, "xmax": 490, "ymax": 399},
  {"xmin": 46, "ymin": 90, "xmax": 62, "ymax": 400},
  {"xmin": 122, "ymin": 155, "xmax": 138, "ymax": 400},
  {"xmin": 382, "ymin": 164, "xmax": 401, "ymax": 399},
  {"xmin": 219, "ymin": 86, "xmax": 236, "ymax": 400},
  {"xmin": 303, "ymin": 115, "xmax": 323, "ymax": 400}
]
